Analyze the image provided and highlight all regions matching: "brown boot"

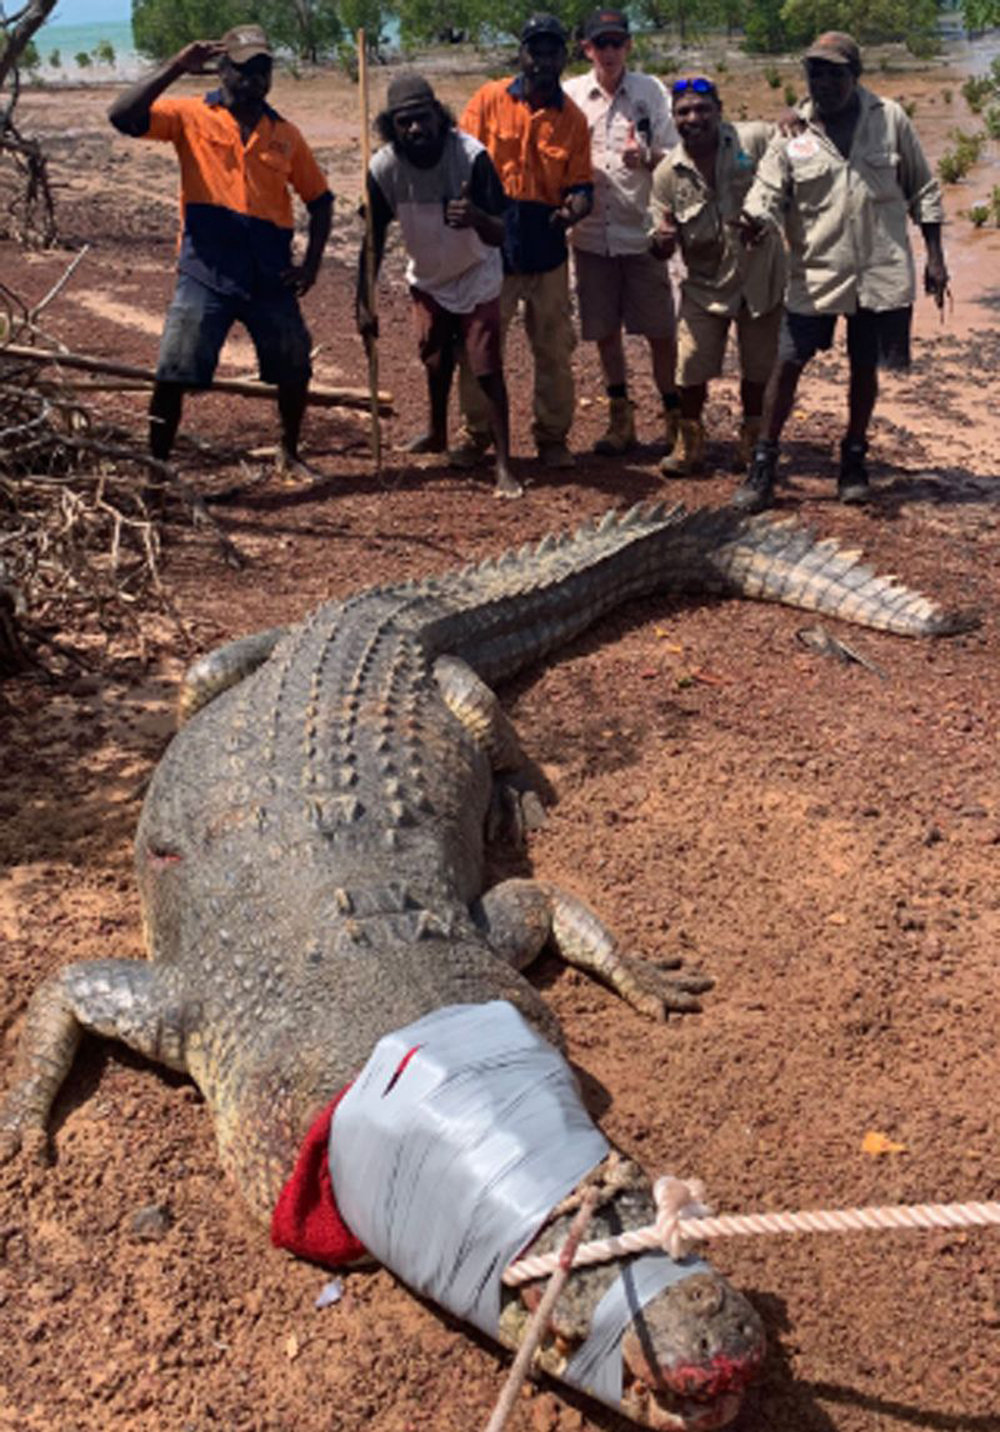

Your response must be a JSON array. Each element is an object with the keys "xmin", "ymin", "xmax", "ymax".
[
  {"xmin": 734, "ymin": 416, "xmax": 762, "ymax": 472},
  {"xmin": 659, "ymin": 418, "xmax": 705, "ymax": 476},
  {"xmin": 662, "ymin": 398, "xmax": 680, "ymax": 457},
  {"xmin": 593, "ymin": 396, "xmax": 636, "ymax": 455}
]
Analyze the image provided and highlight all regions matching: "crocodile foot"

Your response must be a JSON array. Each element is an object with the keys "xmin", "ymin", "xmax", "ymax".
[{"xmin": 608, "ymin": 952, "xmax": 714, "ymax": 1021}]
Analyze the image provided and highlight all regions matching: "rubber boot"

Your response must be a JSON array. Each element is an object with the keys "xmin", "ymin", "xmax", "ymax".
[
  {"xmin": 734, "ymin": 415, "xmax": 762, "ymax": 472},
  {"xmin": 731, "ymin": 439, "xmax": 778, "ymax": 513},
  {"xmin": 594, "ymin": 396, "xmax": 637, "ymax": 455},
  {"xmin": 659, "ymin": 418, "xmax": 705, "ymax": 476},
  {"xmin": 837, "ymin": 436, "xmax": 872, "ymax": 504}
]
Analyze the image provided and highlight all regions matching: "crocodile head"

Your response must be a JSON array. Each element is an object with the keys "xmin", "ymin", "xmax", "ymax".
[
  {"xmin": 500, "ymin": 1161, "xmax": 765, "ymax": 1430},
  {"xmin": 618, "ymin": 1268, "xmax": 765, "ymax": 1429}
]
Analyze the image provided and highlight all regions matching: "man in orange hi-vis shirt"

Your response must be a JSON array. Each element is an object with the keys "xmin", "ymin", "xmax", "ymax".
[
  {"xmin": 108, "ymin": 26, "xmax": 333, "ymax": 482},
  {"xmin": 454, "ymin": 13, "xmax": 593, "ymax": 472}
]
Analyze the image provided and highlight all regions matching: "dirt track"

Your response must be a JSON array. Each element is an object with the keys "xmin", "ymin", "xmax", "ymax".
[{"xmin": 1, "ymin": 54, "xmax": 1000, "ymax": 1432}]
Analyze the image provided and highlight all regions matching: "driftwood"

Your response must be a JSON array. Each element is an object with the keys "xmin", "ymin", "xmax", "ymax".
[{"xmin": 3, "ymin": 344, "xmax": 394, "ymax": 413}]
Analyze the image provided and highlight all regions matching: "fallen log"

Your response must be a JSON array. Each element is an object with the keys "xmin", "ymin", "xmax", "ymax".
[{"xmin": 1, "ymin": 343, "xmax": 394, "ymax": 413}]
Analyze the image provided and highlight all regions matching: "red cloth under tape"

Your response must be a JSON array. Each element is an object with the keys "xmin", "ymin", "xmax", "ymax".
[{"xmin": 270, "ymin": 1085, "xmax": 367, "ymax": 1266}]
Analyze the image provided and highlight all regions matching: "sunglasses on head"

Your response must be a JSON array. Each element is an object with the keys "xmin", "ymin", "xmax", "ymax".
[
  {"xmin": 592, "ymin": 33, "xmax": 626, "ymax": 48},
  {"xmin": 671, "ymin": 76, "xmax": 716, "ymax": 97}
]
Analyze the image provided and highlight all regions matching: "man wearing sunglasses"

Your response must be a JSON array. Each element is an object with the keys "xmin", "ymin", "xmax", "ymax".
[
  {"xmin": 455, "ymin": 14, "xmax": 592, "ymax": 471},
  {"xmin": 563, "ymin": 9, "xmax": 679, "ymax": 458},
  {"xmin": 648, "ymin": 75, "xmax": 786, "ymax": 477},
  {"xmin": 732, "ymin": 31, "xmax": 947, "ymax": 513},
  {"xmin": 108, "ymin": 27, "xmax": 333, "ymax": 482}
]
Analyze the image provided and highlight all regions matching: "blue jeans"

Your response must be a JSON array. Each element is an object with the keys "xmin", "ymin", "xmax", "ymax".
[{"xmin": 155, "ymin": 272, "xmax": 312, "ymax": 388}]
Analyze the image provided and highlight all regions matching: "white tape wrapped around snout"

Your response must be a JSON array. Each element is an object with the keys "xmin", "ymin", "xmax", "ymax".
[{"xmin": 328, "ymin": 1001, "xmax": 709, "ymax": 1410}]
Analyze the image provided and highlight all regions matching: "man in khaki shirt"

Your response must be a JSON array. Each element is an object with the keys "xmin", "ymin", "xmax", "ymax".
[
  {"xmin": 649, "ymin": 76, "xmax": 786, "ymax": 476},
  {"xmin": 733, "ymin": 31, "xmax": 948, "ymax": 513}
]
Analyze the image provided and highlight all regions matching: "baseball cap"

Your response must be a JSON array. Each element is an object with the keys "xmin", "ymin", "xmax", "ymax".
[
  {"xmin": 521, "ymin": 13, "xmax": 568, "ymax": 44},
  {"xmin": 386, "ymin": 71, "xmax": 436, "ymax": 114},
  {"xmin": 804, "ymin": 31, "xmax": 861, "ymax": 72},
  {"xmin": 221, "ymin": 25, "xmax": 272, "ymax": 63},
  {"xmin": 583, "ymin": 8, "xmax": 630, "ymax": 40}
]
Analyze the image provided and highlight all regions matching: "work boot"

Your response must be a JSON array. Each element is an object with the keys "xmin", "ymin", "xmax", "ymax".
[
  {"xmin": 734, "ymin": 415, "xmax": 762, "ymax": 472},
  {"xmin": 537, "ymin": 439, "xmax": 576, "ymax": 470},
  {"xmin": 731, "ymin": 440, "xmax": 778, "ymax": 513},
  {"xmin": 594, "ymin": 396, "xmax": 637, "ymax": 455},
  {"xmin": 662, "ymin": 398, "xmax": 680, "ymax": 457},
  {"xmin": 659, "ymin": 418, "xmax": 705, "ymax": 476},
  {"xmin": 837, "ymin": 436, "xmax": 873, "ymax": 505},
  {"xmin": 448, "ymin": 431, "xmax": 491, "ymax": 468}
]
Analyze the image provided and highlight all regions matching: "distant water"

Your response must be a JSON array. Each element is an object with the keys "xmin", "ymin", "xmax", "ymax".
[{"xmin": 32, "ymin": 19, "xmax": 143, "ymax": 81}]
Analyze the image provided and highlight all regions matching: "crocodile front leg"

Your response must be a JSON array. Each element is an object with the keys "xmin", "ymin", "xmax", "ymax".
[
  {"xmin": 473, "ymin": 879, "xmax": 712, "ymax": 1020},
  {"xmin": 0, "ymin": 959, "xmax": 195, "ymax": 1160}
]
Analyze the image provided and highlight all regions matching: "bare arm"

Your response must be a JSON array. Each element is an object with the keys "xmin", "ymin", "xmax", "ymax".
[
  {"xmin": 107, "ymin": 40, "xmax": 223, "ymax": 136},
  {"xmin": 286, "ymin": 193, "xmax": 333, "ymax": 296}
]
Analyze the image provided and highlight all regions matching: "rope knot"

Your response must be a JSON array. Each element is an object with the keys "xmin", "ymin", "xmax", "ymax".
[{"xmin": 652, "ymin": 1174, "xmax": 710, "ymax": 1260}]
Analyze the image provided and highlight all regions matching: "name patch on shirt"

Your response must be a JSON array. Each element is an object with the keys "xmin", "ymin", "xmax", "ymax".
[{"xmin": 787, "ymin": 133, "xmax": 822, "ymax": 162}]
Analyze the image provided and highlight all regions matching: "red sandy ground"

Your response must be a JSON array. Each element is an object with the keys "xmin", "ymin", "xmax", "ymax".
[{"xmin": 1, "ymin": 50, "xmax": 999, "ymax": 1432}]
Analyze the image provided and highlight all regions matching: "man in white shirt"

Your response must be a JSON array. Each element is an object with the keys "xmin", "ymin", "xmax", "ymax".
[{"xmin": 564, "ymin": 8, "xmax": 678, "ymax": 457}]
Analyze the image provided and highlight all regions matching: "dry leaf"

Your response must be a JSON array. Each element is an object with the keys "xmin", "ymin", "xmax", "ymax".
[
  {"xmin": 285, "ymin": 1332, "xmax": 301, "ymax": 1360},
  {"xmin": 861, "ymin": 1130, "xmax": 908, "ymax": 1156}
]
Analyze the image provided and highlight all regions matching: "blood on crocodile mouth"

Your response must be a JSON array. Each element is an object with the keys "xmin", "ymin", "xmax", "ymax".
[{"xmin": 622, "ymin": 1345, "xmax": 765, "ymax": 1431}]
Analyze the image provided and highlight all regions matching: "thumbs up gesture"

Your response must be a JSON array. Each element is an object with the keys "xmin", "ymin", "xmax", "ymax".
[
  {"xmin": 445, "ymin": 180, "xmax": 474, "ymax": 229},
  {"xmin": 622, "ymin": 121, "xmax": 643, "ymax": 170}
]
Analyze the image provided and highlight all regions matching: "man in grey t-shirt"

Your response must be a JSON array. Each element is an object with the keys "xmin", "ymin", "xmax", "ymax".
[{"xmin": 357, "ymin": 73, "xmax": 519, "ymax": 497}]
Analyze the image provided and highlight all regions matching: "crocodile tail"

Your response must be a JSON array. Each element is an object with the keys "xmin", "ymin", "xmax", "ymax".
[{"xmin": 707, "ymin": 514, "xmax": 979, "ymax": 637}]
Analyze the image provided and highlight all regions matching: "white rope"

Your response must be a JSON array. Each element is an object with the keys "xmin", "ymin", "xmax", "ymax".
[{"xmin": 501, "ymin": 1175, "xmax": 1000, "ymax": 1287}]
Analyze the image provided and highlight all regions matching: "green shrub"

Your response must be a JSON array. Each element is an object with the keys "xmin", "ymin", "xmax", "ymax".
[
  {"xmin": 984, "ymin": 105, "xmax": 1000, "ymax": 139},
  {"xmin": 943, "ymin": 87, "xmax": 953, "ymax": 103},
  {"xmin": 961, "ymin": 75, "xmax": 993, "ymax": 114},
  {"xmin": 764, "ymin": 64, "xmax": 780, "ymax": 89},
  {"xmin": 967, "ymin": 200, "xmax": 990, "ymax": 227},
  {"xmin": 784, "ymin": 84, "xmax": 798, "ymax": 107},
  {"xmin": 952, "ymin": 127, "xmax": 986, "ymax": 169},
  {"xmin": 990, "ymin": 185, "xmax": 1000, "ymax": 225},
  {"xmin": 75, "ymin": 51, "xmax": 92, "ymax": 67},
  {"xmin": 937, "ymin": 150, "xmax": 968, "ymax": 184}
]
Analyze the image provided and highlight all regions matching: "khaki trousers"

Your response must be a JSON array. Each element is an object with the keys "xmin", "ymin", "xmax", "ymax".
[{"xmin": 458, "ymin": 263, "xmax": 576, "ymax": 447}]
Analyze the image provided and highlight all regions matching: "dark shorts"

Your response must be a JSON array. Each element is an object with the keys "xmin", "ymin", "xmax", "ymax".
[
  {"xmin": 410, "ymin": 287, "xmax": 502, "ymax": 379},
  {"xmin": 155, "ymin": 271, "xmax": 313, "ymax": 388},
  {"xmin": 778, "ymin": 306, "xmax": 912, "ymax": 371}
]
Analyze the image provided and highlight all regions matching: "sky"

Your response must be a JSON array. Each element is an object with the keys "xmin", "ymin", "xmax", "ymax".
[{"xmin": 47, "ymin": 0, "xmax": 131, "ymax": 22}]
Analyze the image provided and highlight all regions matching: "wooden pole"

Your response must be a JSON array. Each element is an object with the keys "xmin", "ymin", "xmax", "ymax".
[
  {"xmin": 357, "ymin": 27, "xmax": 383, "ymax": 475},
  {"xmin": 1, "ymin": 343, "xmax": 392, "ymax": 412}
]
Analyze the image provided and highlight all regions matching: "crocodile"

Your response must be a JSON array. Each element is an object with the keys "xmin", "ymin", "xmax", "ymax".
[{"xmin": 0, "ymin": 503, "xmax": 973, "ymax": 1430}]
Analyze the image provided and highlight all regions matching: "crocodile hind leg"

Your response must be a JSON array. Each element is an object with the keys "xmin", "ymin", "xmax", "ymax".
[
  {"xmin": 0, "ymin": 958, "xmax": 194, "ymax": 1160},
  {"xmin": 178, "ymin": 626, "xmax": 287, "ymax": 723},
  {"xmin": 434, "ymin": 654, "xmax": 548, "ymax": 839},
  {"xmin": 472, "ymin": 878, "xmax": 712, "ymax": 1020}
]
